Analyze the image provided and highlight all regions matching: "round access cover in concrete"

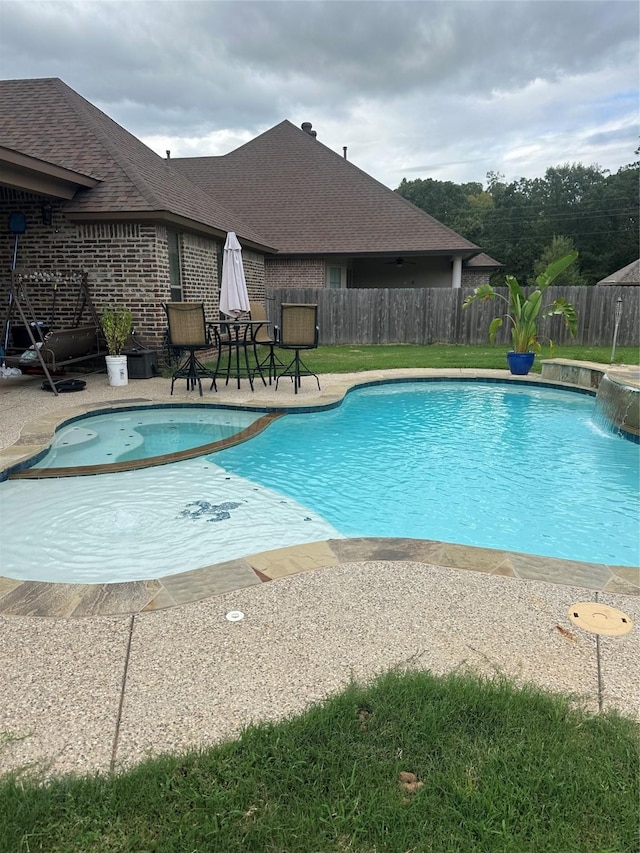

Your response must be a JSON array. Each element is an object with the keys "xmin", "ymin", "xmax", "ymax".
[
  {"xmin": 568, "ymin": 602, "xmax": 633, "ymax": 637},
  {"xmin": 226, "ymin": 610, "xmax": 244, "ymax": 622}
]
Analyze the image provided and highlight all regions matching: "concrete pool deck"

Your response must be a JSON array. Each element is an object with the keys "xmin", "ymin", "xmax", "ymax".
[{"xmin": 0, "ymin": 366, "xmax": 638, "ymax": 778}]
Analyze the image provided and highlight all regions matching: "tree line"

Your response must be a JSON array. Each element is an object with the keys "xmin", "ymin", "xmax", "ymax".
[{"xmin": 396, "ymin": 160, "xmax": 639, "ymax": 286}]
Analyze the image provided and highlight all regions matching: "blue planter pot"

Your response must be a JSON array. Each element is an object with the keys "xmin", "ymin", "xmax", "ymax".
[{"xmin": 506, "ymin": 351, "xmax": 535, "ymax": 375}]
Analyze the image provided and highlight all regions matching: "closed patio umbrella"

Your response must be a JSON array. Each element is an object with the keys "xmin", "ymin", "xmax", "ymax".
[{"xmin": 219, "ymin": 231, "xmax": 250, "ymax": 318}]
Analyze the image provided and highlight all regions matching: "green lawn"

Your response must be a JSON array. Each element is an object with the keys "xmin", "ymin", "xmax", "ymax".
[
  {"xmin": 1, "ymin": 671, "xmax": 637, "ymax": 852},
  {"xmin": 296, "ymin": 344, "xmax": 639, "ymax": 375},
  {"xmin": 193, "ymin": 343, "xmax": 638, "ymax": 380}
]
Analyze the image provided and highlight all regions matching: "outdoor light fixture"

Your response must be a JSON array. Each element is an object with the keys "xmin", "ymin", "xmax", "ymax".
[
  {"xmin": 41, "ymin": 203, "xmax": 53, "ymax": 226},
  {"xmin": 610, "ymin": 296, "xmax": 623, "ymax": 362}
]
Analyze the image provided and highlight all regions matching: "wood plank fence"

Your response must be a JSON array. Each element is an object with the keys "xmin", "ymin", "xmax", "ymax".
[{"xmin": 268, "ymin": 286, "xmax": 639, "ymax": 347}]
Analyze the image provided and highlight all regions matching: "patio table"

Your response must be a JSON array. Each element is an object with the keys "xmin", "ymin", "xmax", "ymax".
[{"xmin": 209, "ymin": 319, "xmax": 268, "ymax": 391}]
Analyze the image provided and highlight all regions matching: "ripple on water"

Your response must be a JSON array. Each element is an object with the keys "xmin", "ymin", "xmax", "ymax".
[{"xmin": 0, "ymin": 458, "xmax": 343, "ymax": 583}]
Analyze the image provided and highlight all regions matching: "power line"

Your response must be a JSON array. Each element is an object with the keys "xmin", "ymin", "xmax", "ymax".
[
  {"xmin": 396, "ymin": 192, "xmax": 638, "ymax": 219},
  {"xmin": 407, "ymin": 206, "xmax": 637, "ymax": 228},
  {"xmin": 485, "ymin": 227, "xmax": 637, "ymax": 240},
  {"xmin": 399, "ymin": 200, "xmax": 638, "ymax": 221},
  {"xmin": 480, "ymin": 209, "xmax": 638, "ymax": 226}
]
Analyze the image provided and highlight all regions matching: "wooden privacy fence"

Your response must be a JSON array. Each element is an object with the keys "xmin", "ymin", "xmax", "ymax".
[{"xmin": 268, "ymin": 286, "xmax": 640, "ymax": 347}]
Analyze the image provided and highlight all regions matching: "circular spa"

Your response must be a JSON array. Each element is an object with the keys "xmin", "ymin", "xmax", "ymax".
[
  {"xmin": 25, "ymin": 406, "xmax": 271, "ymax": 471},
  {"xmin": 1, "ymin": 381, "xmax": 638, "ymax": 584}
]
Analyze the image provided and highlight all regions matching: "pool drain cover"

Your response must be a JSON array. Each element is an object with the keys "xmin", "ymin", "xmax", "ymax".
[{"xmin": 568, "ymin": 602, "xmax": 633, "ymax": 636}]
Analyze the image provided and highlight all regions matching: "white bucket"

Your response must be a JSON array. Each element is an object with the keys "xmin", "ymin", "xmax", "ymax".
[{"xmin": 105, "ymin": 355, "xmax": 128, "ymax": 386}]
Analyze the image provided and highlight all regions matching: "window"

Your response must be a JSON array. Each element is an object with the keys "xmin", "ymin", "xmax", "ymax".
[
  {"xmin": 327, "ymin": 266, "xmax": 344, "ymax": 289},
  {"xmin": 167, "ymin": 230, "xmax": 183, "ymax": 301}
]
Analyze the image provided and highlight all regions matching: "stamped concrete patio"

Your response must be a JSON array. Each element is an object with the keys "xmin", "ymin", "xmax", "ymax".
[{"xmin": 0, "ymin": 366, "xmax": 637, "ymax": 779}]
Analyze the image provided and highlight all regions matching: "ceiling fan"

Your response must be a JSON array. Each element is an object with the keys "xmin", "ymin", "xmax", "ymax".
[{"xmin": 384, "ymin": 257, "xmax": 416, "ymax": 267}]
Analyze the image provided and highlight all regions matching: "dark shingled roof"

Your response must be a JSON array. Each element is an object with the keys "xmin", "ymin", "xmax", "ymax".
[
  {"xmin": 0, "ymin": 78, "xmax": 275, "ymax": 250},
  {"xmin": 464, "ymin": 252, "xmax": 503, "ymax": 269},
  {"xmin": 597, "ymin": 259, "xmax": 640, "ymax": 285},
  {"xmin": 172, "ymin": 121, "xmax": 480, "ymax": 257}
]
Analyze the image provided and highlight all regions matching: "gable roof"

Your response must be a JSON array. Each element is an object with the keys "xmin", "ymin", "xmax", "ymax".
[
  {"xmin": 464, "ymin": 252, "xmax": 503, "ymax": 270},
  {"xmin": 0, "ymin": 78, "xmax": 276, "ymax": 251},
  {"xmin": 596, "ymin": 259, "xmax": 640, "ymax": 285},
  {"xmin": 172, "ymin": 121, "xmax": 480, "ymax": 257}
]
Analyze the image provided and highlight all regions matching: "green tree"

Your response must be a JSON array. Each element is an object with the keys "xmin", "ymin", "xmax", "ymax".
[
  {"xmin": 396, "ymin": 159, "xmax": 639, "ymax": 286},
  {"xmin": 579, "ymin": 160, "xmax": 639, "ymax": 282},
  {"xmin": 532, "ymin": 236, "xmax": 586, "ymax": 286},
  {"xmin": 396, "ymin": 178, "xmax": 484, "ymax": 242},
  {"xmin": 483, "ymin": 176, "xmax": 547, "ymax": 283}
]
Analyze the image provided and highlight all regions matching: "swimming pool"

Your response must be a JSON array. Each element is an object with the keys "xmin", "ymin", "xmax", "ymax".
[{"xmin": 0, "ymin": 381, "xmax": 638, "ymax": 583}]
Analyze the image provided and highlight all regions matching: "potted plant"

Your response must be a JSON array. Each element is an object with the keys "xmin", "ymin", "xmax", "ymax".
[
  {"xmin": 462, "ymin": 252, "xmax": 579, "ymax": 375},
  {"xmin": 101, "ymin": 306, "xmax": 133, "ymax": 386}
]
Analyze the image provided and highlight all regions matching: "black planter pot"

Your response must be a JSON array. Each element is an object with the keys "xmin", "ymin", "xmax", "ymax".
[{"xmin": 506, "ymin": 351, "xmax": 535, "ymax": 375}]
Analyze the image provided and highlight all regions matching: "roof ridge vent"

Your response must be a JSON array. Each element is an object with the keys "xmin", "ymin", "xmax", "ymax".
[{"xmin": 301, "ymin": 122, "xmax": 317, "ymax": 138}]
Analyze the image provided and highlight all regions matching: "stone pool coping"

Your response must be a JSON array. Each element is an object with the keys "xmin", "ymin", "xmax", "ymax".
[
  {"xmin": 0, "ymin": 536, "xmax": 637, "ymax": 618},
  {"xmin": 0, "ymin": 365, "xmax": 638, "ymax": 617}
]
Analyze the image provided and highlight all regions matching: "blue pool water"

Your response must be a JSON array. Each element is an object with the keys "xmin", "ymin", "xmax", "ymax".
[
  {"xmin": 213, "ymin": 382, "xmax": 640, "ymax": 567},
  {"xmin": 0, "ymin": 381, "xmax": 638, "ymax": 583}
]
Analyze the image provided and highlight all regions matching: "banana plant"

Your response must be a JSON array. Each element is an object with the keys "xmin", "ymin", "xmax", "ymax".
[{"xmin": 462, "ymin": 252, "xmax": 578, "ymax": 353}]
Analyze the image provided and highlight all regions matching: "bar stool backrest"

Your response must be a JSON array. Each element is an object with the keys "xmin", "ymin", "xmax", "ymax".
[
  {"xmin": 279, "ymin": 303, "xmax": 318, "ymax": 349},
  {"xmin": 165, "ymin": 302, "xmax": 208, "ymax": 347},
  {"xmin": 249, "ymin": 301, "xmax": 273, "ymax": 344}
]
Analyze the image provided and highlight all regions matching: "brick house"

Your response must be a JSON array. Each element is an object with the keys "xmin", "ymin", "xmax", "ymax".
[{"xmin": 0, "ymin": 78, "xmax": 501, "ymax": 349}]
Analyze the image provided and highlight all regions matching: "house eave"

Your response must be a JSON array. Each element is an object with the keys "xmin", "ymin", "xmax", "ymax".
[
  {"xmin": 0, "ymin": 146, "xmax": 100, "ymax": 199},
  {"xmin": 63, "ymin": 209, "xmax": 278, "ymax": 253},
  {"xmin": 266, "ymin": 249, "xmax": 479, "ymax": 261}
]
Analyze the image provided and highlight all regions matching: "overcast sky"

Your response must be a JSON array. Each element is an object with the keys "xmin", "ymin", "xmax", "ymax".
[{"xmin": 1, "ymin": 0, "xmax": 637, "ymax": 189}]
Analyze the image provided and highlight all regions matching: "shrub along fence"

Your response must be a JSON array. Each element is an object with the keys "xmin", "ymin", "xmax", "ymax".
[{"xmin": 268, "ymin": 286, "xmax": 639, "ymax": 347}]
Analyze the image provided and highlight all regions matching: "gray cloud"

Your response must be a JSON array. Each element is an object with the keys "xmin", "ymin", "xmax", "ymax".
[{"xmin": 0, "ymin": 0, "xmax": 637, "ymax": 186}]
